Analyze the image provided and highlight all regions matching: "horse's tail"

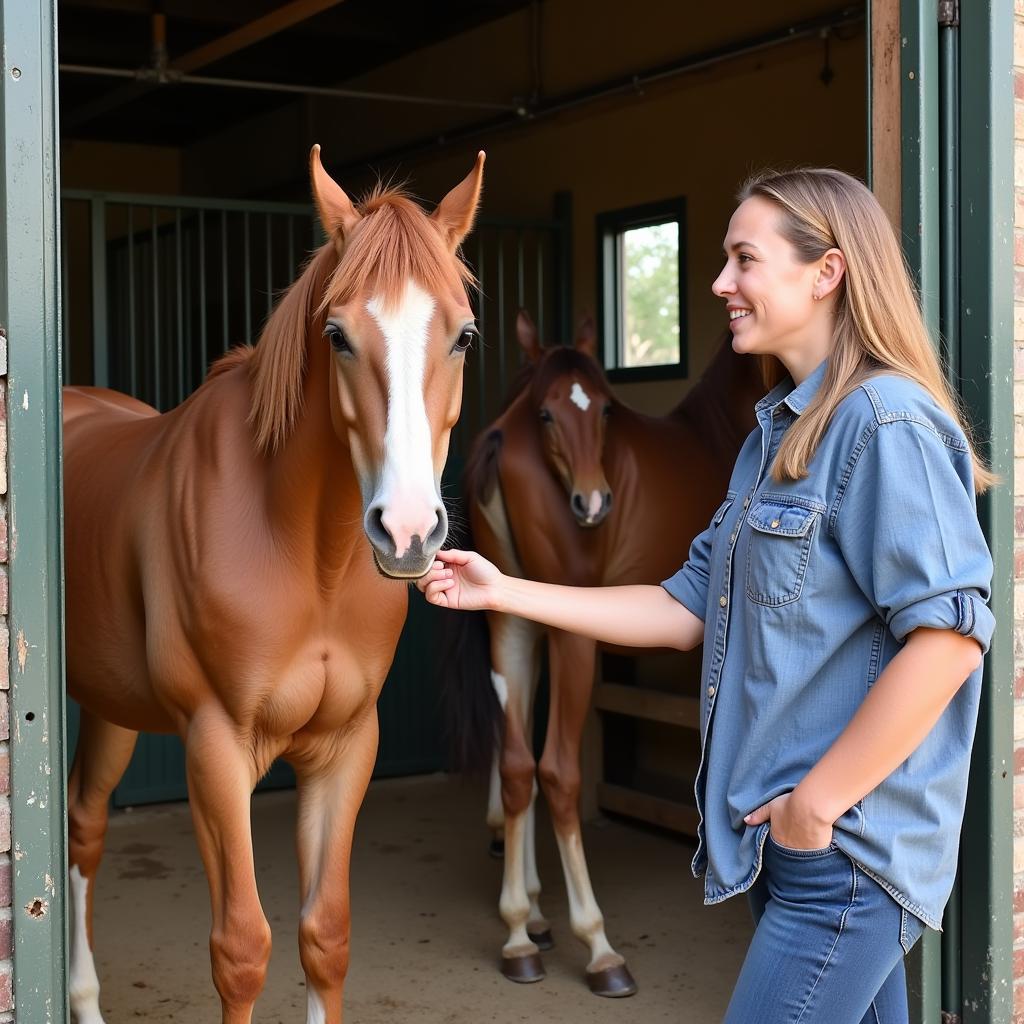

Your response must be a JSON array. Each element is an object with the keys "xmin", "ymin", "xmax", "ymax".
[{"xmin": 440, "ymin": 428, "xmax": 504, "ymax": 774}]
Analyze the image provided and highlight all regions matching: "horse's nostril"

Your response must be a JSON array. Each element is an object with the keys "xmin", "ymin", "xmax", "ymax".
[
  {"xmin": 571, "ymin": 493, "xmax": 587, "ymax": 517},
  {"xmin": 365, "ymin": 505, "xmax": 393, "ymax": 554}
]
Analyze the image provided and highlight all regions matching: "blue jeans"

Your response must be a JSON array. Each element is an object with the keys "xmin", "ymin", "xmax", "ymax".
[{"xmin": 723, "ymin": 833, "xmax": 927, "ymax": 1024}]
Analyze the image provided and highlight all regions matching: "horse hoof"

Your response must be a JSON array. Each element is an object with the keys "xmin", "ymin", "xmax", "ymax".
[
  {"xmin": 488, "ymin": 838, "xmax": 505, "ymax": 859},
  {"xmin": 586, "ymin": 963, "xmax": 638, "ymax": 998},
  {"xmin": 501, "ymin": 952, "xmax": 545, "ymax": 984},
  {"xmin": 527, "ymin": 928, "xmax": 554, "ymax": 951}
]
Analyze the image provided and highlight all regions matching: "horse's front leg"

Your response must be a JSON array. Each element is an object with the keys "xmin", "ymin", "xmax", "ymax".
[
  {"xmin": 489, "ymin": 612, "xmax": 548, "ymax": 982},
  {"xmin": 184, "ymin": 709, "xmax": 272, "ymax": 1024},
  {"xmin": 540, "ymin": 631, "xmax": 637, "ymax": 998},
  {"xmin": 293, "ymin": 708, "xmax": 379, "ymax": 1024}
]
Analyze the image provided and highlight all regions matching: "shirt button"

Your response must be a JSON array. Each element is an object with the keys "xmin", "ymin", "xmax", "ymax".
[
  {"xmin": 770, "ymin": 519, "xmax": 780, "ymax": 528},
  {"xmin": 719, "ymin": 595, "xmax": 727, "ymax": 607},
  {"xmin": 707, "ymin": 685, "xmax": 716, "ymax": 697}
]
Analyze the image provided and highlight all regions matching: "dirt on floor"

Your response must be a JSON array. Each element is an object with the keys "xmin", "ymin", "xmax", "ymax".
[{"xmin": 91, "ymin": 773, "xmax": 752, "ymax": 1023}]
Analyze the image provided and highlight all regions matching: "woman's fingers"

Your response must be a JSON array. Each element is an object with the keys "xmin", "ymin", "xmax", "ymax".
[{"xmin": 436, "ymin": 548, "xmax": 473, "ymax": 566}]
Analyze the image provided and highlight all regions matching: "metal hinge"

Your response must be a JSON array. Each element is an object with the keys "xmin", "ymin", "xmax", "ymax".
[{"xmin": 938, "ymin": 0, "xmax": 959, "ymax": 27}]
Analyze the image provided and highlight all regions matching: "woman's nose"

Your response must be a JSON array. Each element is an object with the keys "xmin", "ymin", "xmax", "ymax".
[{"xmin": 712, "ymin": 268, "xmax": 733, "ymax": 297}]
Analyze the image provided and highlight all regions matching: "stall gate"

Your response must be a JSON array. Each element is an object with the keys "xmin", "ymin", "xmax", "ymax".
[{"xmin": 61, "ymin": 188, "xmax": 570, "ymax": 804}]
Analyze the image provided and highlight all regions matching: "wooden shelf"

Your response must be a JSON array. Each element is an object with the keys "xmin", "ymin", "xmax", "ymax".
[
  {"xmin": 594, "ymin": 682, "xmax": 699, "ymax": 729},
  {"xmin": 597, "ymin": 782, "xmax": 699, "ymax": 836}
]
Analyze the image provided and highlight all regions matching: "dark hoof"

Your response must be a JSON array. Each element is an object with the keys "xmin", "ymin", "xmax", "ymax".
[
  {"xmin": 527, "ymin": 928, "xmax": 554, "ymax": 951},
  {"xmin": 586, "ymin": 963, "xmax": 638, "ymax": 998},
  {"xmin": 488, "ymin": 838, "xmax": 505, "ymax": 859},
  {"xmin": 501, "ymin": 953, "xmax": 545, "ymax": 984}
]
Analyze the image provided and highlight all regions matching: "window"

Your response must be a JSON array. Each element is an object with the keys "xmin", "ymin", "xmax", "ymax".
[{"xmin": 597, "ymin": 198, "xmax": 687, "ymax": 382}]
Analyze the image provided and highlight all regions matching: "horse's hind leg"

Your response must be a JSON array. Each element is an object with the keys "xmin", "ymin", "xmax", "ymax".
[
  {"xmin": 539, "ymin": 632, "xmax": 637, "ymax": 998},
  {"xmin": 67, "ymin": 710, "xmax": 139, "ymax": 1024}
]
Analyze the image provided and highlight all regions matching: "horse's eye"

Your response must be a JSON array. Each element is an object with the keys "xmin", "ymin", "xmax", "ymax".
[
  {"xmin": 539, "ymin": 408, "xmax": 554, "ymax": 424},
  {"xmin": 325, "ymin": 325, "xmax": 352, "ymax": 354},
  {"xmin": 453, "ymin": 327, "xmax": 478, "ymax": 353},
  {"xmin": 602, "ymin": 403, "xmax": 612, "ymax": 418}
]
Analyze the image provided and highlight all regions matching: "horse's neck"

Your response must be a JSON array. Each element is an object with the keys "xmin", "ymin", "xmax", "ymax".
[{"xmin": 669, "ymin": 341, "xmax": 763, "ymax": 461}]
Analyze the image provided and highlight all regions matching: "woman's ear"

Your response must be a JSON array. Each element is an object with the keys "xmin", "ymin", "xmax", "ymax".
[{"xmin": 814, "ymin": 248, "xmax": 846, "ymax": 301}]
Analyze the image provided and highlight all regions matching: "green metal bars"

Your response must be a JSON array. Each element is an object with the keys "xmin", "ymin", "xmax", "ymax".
[{"xmin": 0, "ymin": 1, "xmax": 68, "ymax": 1021}]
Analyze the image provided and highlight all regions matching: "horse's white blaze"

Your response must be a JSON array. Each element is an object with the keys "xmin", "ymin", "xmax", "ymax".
[
  {"xmin": 306, "ymin": 986, "xmax": 326, "ymax": 1024},
  {"xmin": 569, "ymin": 382, "xmax": 591, "ymax": 411},
  {"xmin": 490, "ymin": 670, "xmax": 509, "ymax": 711},
  {"xmin": 366, "ymin": 282, "xmax": 439, "ymax": 559},
  {"xmin": 588, "ymin": 490, "xmax": 602, "ymax": 518},
  {"xmin": 69, "ymin": 866, "xmax": 106, "ymax": 1024}
]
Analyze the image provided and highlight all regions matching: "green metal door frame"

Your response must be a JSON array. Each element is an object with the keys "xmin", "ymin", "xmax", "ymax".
[
  {"xmin": 888, "ymin": 1, "xmax": 1014, "ymax": 1021},
  {"xmin": 0, "ymin": 0, "xmax": 69, "ymax": 1021}
]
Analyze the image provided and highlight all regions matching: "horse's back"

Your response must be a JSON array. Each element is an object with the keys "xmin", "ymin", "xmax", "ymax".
[{"xmin": 64, "ymin": 385, "xmax": 159, "ymax": 427}]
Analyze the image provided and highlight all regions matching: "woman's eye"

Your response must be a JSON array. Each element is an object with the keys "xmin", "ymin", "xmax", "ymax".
[
  {"xmin": 453, "ymin": 327, "xmax": 478, "ymax": 353},
  {"xmin": 325, "ymin": 326, "xmax": 352, "ymax": 354},
  {"xmin": 738, "ymin": 253, "xmax": 753, "ymax": 264}
]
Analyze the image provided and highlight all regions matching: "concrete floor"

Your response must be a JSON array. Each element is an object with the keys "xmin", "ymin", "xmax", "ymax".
[{"xmin": 90, "ymin": 773, "xmax": 752, "ymax": 1023}]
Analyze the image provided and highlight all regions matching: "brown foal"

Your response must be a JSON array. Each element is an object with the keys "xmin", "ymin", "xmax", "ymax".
[
  {"xmin": 458, "ymin": 311, "xmax": 763, "ymax": 995},
  {"xmin": 63, "ymin": 146, "xmax": 483, "ymax": 1024}
]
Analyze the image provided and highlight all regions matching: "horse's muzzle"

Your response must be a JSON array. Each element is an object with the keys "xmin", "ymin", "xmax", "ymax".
[
  {"xmin": 365, "ymin": 502, "xmax": 448, "ymax": 579},
  {"xmin": 571, "ymin": 489, "xmax": 613, "ymax": 528}
]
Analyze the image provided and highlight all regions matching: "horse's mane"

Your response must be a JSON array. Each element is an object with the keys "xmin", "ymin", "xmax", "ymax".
[{"xmin": 233, "ymin": 184, "xmax": 477, "ymax": 455}]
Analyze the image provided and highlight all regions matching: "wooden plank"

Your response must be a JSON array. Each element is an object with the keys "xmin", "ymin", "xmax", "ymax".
[
  {"xmin": 871, "ymin": 0, "xmax": 901, "ymax": 230},
  {"xmin": 171, "ymin": 0, "xmax": 349, "ymax": 73},
  {"xmin": 597, "ymin": 783, "xmax": 699, "ymax": 836},
  {"xmin": 594, "ymin": 682, "xmax": 699, "ymax": 729}
]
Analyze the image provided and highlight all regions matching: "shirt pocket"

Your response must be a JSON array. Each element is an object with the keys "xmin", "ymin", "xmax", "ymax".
[{"xmin": 745, "ymin": 498, "xmax": 822, "ymax": 607}]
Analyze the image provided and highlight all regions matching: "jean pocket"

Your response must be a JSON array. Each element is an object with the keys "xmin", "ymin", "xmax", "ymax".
[
  {"xmin": 766, "ymin": 830, "xmax": 837, "ymax": 859},
  {"xmin": 745, "ymin": 498, "xmax": 821, "ymax": 606},
  {"xmin": 899, "ymin": 908, "xmax": 927, "ymax": 954}
]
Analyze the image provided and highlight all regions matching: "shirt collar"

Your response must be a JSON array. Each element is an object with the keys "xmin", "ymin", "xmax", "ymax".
[{"xmin": 755, "ymin": 358, "xmax": 828, "ymax": 417}]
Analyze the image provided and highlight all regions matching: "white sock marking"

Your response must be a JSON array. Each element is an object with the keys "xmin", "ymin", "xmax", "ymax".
[
  {"xmin": 306, "ymin": 985, "xmax": 326, "ymax": 1024},
  {"xmin": 570, "ymin": 382, "xmax": 591, "ymax": 411},
  {"xmin": 69, "ymin": 866, "xmax": 105, "ymax": 1024},
  {"xmin": 490, "ymin": 670, "xmax": 509, "ymax": 711}
]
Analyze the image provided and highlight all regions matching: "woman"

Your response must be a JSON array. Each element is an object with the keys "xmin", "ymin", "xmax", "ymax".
[{"xmin": 418, "ymin": 168, "xmax": 995, "ymax": 1023}]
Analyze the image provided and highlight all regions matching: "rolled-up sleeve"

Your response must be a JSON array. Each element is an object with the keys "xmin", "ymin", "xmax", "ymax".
[
  {"xmin": 835, "ymin": 419, "xmax": 994, "ymax": 654},
  {"xmin": 661, "ymin": 496, "xmax": 731, "ymax": 622}
]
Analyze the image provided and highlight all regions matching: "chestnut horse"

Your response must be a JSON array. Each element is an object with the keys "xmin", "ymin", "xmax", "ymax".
[
  {"xmin": 63, "ymin": 146, "xmax": 484, "ymax": 1024},
  {"xmin": 452, "ymin": 311, "xmax": 763, "ymax": 995}
]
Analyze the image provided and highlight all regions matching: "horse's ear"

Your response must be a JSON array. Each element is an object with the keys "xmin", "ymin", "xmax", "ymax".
[
  {"xmin": 432, "ymin": 151, "xmax": 485, "ymax": 250},
  {"xmin": 575, "ymin": 314, "xmax": 597, "ymax": 358},
  {"xmin": 516, "ymin": 309, "xmax": 542, "ymax": 363},
  {"xmin": 310, "ymin": 145, "xmax": 361, "ymax": 243}
]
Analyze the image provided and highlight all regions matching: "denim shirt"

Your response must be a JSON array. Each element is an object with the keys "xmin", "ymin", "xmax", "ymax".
[{"xmin": 661, "ymin": 359, "xmax": 995, "ymax": 929}]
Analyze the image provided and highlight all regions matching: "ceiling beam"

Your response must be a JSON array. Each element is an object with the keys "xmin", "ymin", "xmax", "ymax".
[
  {"xmin": 170, "ymin": 0, "xmax": 347, "ymax": 73},
  {"xmin": 64, "ymin": 0, "xmax": 347, "ymax": 131}
]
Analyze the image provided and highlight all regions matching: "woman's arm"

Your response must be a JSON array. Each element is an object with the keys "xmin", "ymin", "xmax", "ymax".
[
  {"xmin": 746, "ymin": 627, "xmax": 983, "ymax": 846},
  {"xmin": 418, "ymin": 548, "xmax": 705, "ymax": 652}
]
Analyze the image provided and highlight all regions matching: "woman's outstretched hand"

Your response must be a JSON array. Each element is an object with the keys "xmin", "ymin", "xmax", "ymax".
[{"xmin": 416, "ymin": 548, "xmax": 503, "ymax": 611}]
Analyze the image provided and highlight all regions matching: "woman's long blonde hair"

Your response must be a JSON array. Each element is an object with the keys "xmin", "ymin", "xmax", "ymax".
[{"xmin": 740, "ymin": 168, "xmax": 994, "ymax": 493}]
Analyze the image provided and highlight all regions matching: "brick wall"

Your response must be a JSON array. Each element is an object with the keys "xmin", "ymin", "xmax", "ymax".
[{"xmin": 1014, "ymin": 7, "xmax": 1024, "ymax": 1022}]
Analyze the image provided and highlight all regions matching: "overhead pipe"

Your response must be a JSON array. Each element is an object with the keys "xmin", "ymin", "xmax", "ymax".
[
  {"xmin": 327, "ymin": 3, "xmax": 866, "ymax": 176},
  {"xmin": 58, "ymin": 61, "xmax": 523, "ymax": 115}
]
